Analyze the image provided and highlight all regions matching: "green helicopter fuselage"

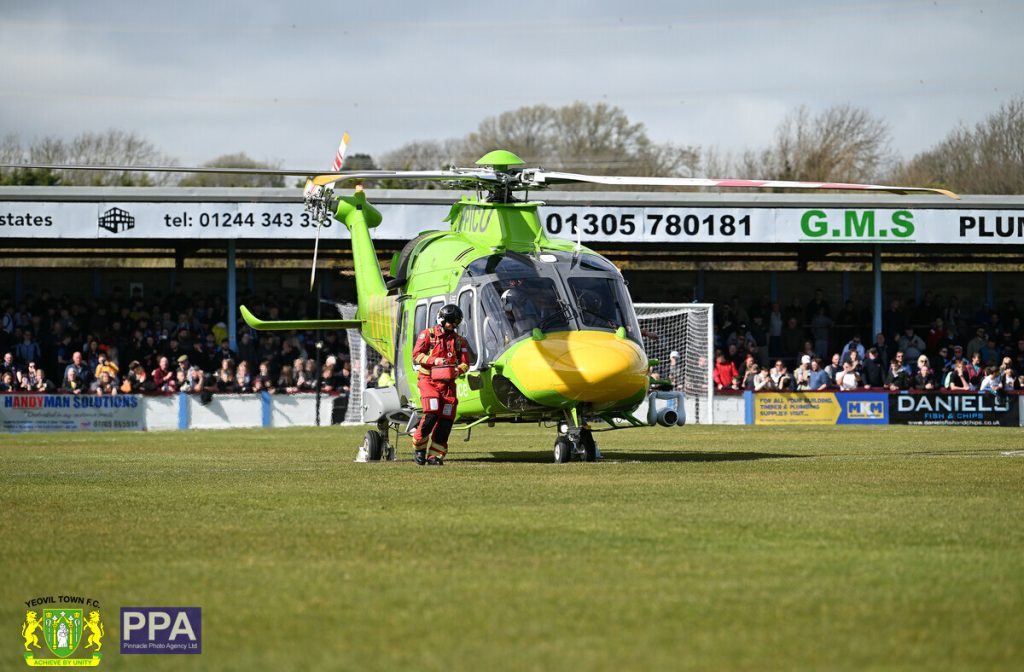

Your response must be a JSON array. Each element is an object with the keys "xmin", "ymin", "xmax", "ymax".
[{"xmin": 335, "ymin": 189, "xmax": 651, "ymax": 426}]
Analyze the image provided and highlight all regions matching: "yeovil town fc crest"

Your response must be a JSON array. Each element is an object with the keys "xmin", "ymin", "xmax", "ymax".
[{"xmin": 22, "ymin": 606, "xmax": 104, "ymax": 667}]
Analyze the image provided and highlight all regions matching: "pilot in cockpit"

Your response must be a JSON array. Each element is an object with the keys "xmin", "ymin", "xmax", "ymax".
[
  {"xmin": 576, "ymin": 289, "xmax": 616, "ymax": 329},
  {"xmin": 500, "ymin": 281, "xmax": 540, "ymax": 333}
]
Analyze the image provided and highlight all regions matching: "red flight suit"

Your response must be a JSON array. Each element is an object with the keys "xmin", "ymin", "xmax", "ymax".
[{"xmin": 411, "ymin": 324, "xmax": 470, "ymax": 459}]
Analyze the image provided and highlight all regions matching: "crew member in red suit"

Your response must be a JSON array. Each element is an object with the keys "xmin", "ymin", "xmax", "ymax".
[{"xmin": 411, "ymin": 304, "xmax": 470, "ymax": 466}]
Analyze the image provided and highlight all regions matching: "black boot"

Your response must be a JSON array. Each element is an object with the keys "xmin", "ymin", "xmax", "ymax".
[
  {"xmin": 414, "ymin": 450, "xmax": 426, "ymax": 466},
  {"xmin": 426, "ymin": 455, "xmax": 444, "ymax": 466}
]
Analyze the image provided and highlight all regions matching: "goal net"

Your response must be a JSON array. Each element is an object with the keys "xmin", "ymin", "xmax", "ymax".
[
  {"xmin": 342, "ymin": 302, "xmax": 714, "ymax": 425},
  {"xmin": 339, "ymin": 303, "xmax": 382, "ymax": 424},
  {"xmin": 634, "ymin": 303, "xmax": 714, "ymax": 425}
]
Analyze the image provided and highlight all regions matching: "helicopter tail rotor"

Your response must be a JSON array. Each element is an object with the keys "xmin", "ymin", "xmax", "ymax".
[{"xmin": 309, "ymin": 133, "xmax": 350, "ymax": 291}]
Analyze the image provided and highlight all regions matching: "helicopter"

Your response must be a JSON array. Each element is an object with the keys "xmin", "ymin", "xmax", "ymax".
[{"xmin": 4, "ymin": 147, "xmax": 958, "ymax": 463}]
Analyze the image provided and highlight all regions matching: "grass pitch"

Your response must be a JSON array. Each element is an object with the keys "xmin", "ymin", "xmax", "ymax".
[{"xmin": 3, "ymin": 424, "xmax": 1023, "ymax": 671}]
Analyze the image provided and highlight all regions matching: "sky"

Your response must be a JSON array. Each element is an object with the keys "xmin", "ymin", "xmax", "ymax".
[{"xmin": 1, "ymin": 0, "xmax": 1022, "ymax": 170}]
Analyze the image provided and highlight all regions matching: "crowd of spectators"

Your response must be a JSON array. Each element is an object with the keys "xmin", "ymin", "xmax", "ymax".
[
  {"xmin": 0, "ymin": 286, "xmax": 370, "ymax": 398},
  {"xmin": 3, "ymin": 285, "xmax": 1023, "ymax": 399},
  {"xmin": 707, "ymin": 290, "xmax": 1024, "ymax": 394}
]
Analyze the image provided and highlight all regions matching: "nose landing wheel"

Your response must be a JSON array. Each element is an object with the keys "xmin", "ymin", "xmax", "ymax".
[{"xmin": 552, "ymin": 415, "xmax": 600, "ymax": 463}]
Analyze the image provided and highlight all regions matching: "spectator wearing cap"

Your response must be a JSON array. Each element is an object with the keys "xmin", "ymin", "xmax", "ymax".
[
  {"xmin": 175, "ymin": 353, "xmax": 195, "ymax": 384},
  {"xmin": 668, "ymin": 350, "xmax": 684, "ymax": 391}
]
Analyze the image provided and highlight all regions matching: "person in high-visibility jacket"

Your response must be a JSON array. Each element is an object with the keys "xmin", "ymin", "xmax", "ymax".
[{"xmin": 411, "ymin": 304, "xmax": 470, "ymax": 466}]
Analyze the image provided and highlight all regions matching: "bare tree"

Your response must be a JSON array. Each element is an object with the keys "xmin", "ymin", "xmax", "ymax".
[
  {"xmin": 0, "ymin": 135, "xmax": 58, "ymax": 185},
  {"xmin": 381, "ymin": 102, "xmax": 700, "ymax": 191},
  {"xmin": 461, "ymin": 104, "xmax": 554, "ymax": 165},
  {"xmin": 378, "ymin": 139, "xmax": 464, "ymax": 171},
  {"xmin": 28, "ymin": 130, "xmax": 176, "ymax": 186},
  {"xmin": 178, "ymin": 153, "xmax": 284, "ymax": 188},
  {"xmin": 376, "ymin": 139, "xmax": 466, "ymax": 189},
  {"xmin": 891, "ymin": 98, "xmax": 1024, "ymax": 194},
  {"xmin": 739, "ymin": 104, "xmax": 893, "ymax": 183}
]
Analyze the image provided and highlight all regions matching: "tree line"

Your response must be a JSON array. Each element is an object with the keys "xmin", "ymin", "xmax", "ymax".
[{"xmin": 2, "ymin": 98, "xmax": 1022, "ymax": 193}]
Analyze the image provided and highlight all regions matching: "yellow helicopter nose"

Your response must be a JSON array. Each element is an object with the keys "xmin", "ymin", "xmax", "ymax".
[{"xmin": 506, "ymin": 331, "xmax": 649, "ymax": 405}]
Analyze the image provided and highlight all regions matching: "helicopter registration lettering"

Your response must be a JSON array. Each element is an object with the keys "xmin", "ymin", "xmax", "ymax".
[{"xmin": 454, "ymin": 207, "xmax": 494, "ymax": 233}]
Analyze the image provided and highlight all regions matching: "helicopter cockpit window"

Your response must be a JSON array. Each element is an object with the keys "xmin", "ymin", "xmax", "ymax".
[
  {"xmin": 578, "ymin": 254, "xmax": 620, "ymax": 274},
  {"xmin": 567, "ymin": 277, "xmax": 624, "ymax": 331},
  {"xmin": 492, "ymin": 277, "xmax": 570, "ymax": 337},
  {"xmin": 464, "ymin": 253, "xmax": 538, "ymax": 279}
]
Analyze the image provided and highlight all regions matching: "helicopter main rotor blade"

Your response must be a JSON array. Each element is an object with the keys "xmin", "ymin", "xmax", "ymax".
[
  {"xmin": 521, "ymin": 170, "xmax": 960, "ymax": 199},
  {"xmin": 0, "ymin": 163, "xmax": 506, "ymax": 188},
  {"xmin": 307, "ymin": 169, "xmax": 501, "ymax": 189}
]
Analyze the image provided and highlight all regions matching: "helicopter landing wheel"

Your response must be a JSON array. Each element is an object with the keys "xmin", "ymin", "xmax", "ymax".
[
  {"xmin": 553, "ymin": 436, "xmax": 573, "ymax": 464},
  {"xmin": 362, "ymin": 430, "xmax": 385, "ymax": 461},
  {"xmin": 580, "ymin": 429, "xmax": 598, "ymax": 462}
]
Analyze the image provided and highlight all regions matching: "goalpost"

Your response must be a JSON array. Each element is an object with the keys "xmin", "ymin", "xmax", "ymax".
[
  {"xmin": 339, "ymin": 303, "xmax": 382, "ymax": 424},
  {"xmin": 342, "ymin": 302, "xmax": 715, "ymax": 425},
  {"xmin": 634, "ymin": 303, "xmax": 715, "ymax": 425}
]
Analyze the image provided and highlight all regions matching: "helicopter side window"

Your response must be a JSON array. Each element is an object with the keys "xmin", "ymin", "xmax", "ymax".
[
  {"xmin": 427, "ymin": 298, "xmax": 444, "ymax": 329},
  {"xmin": 568, "ymin": 277, "xmax": 624, "ymax": 331},
  {"xmin": 457, "ymin": 288, "xmax": 478, "ymax": 367},
  {"xmin": 413, "ymin": 303, "xmax": 427, "ymax": 337},
  {"xmin": 492, "ymin": 277, "xmax": 569, "ymax": 337}
]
